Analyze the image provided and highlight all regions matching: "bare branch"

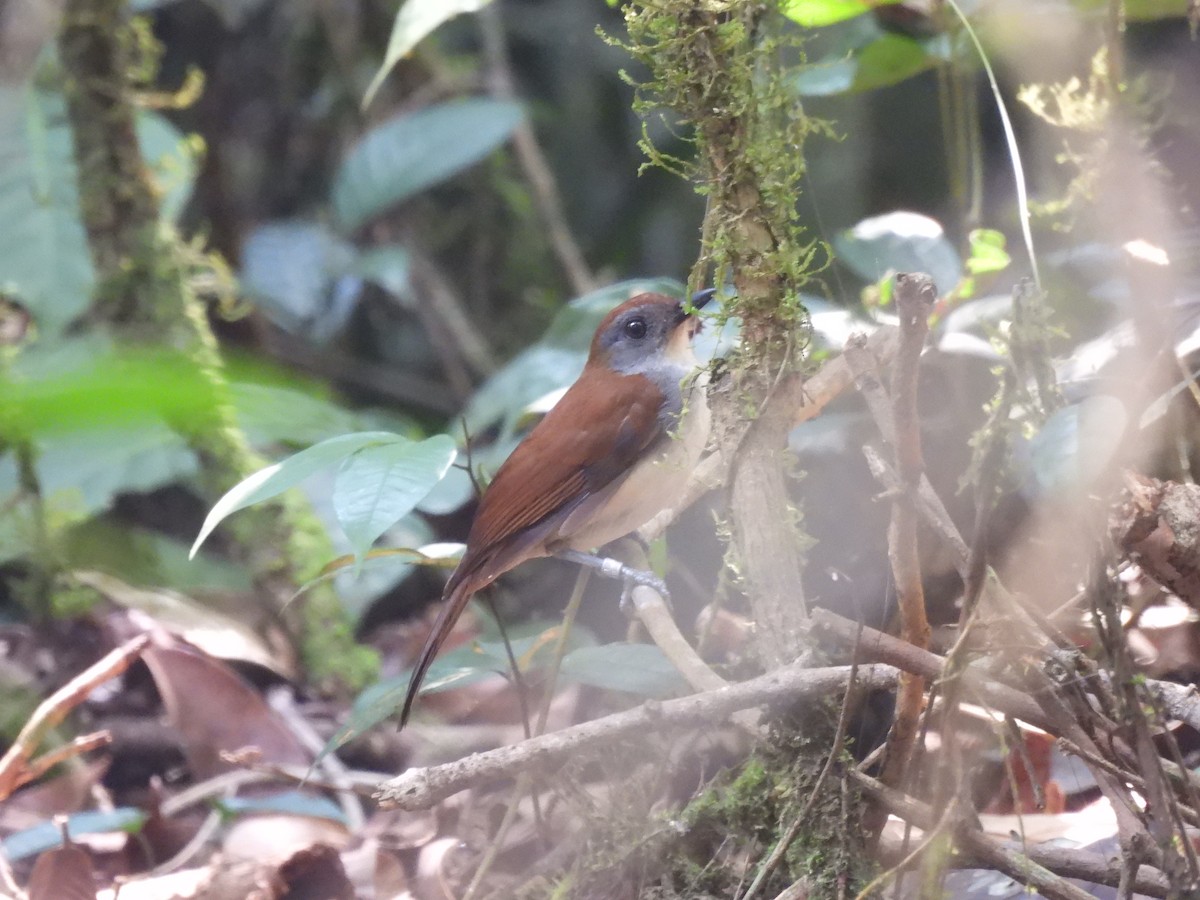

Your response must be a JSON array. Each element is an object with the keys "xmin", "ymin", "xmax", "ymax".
[{"xmin": 377, "ymin": 664, "xmax": 898, "ymax": 810}]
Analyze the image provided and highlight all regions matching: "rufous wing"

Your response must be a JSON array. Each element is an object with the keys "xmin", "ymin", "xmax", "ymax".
[
  {"xmin": 462, "ymin": 363, "xmax": 665, "ymax": 561},
  {"xmin": 397, "ymin": 364, "xmax": 665, "ymax": 727}
]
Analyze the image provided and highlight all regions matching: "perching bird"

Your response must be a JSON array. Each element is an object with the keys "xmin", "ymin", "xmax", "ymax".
[{"xmin": 400, "ymin": 289, "xmax": 714, "ymax": 726}]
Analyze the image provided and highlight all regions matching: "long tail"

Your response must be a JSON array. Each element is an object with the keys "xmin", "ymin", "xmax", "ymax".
[{"xmin": 398, "ymin": 576, "xmax": 477, "ymax": 728}]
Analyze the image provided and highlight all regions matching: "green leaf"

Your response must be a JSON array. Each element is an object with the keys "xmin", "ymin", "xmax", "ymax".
[
  {"xmin": 1124, "ymin": 0, "xmax": 1189, "ymax": 17},
  {"xmin": 2, "ymin": 808, "xmax": 147, "ymax": 862},
  {"xmin": 0, "ymin": 85, "xmax": 93, "ymax": 336},
  {"xmin": 0, "ymin": 420, "xmax": 197, "ymax": 521},
  {"xmin": 850, "ymin": 33, "xmax": 938, "ymax": 90},
  {"xmin": 560, "ymin": 643, "xmax": 688, "ymax": 698},
  {"xmin": 64, "ymin": 521, "xmax": 254, "ymax": 592},
  {"xmin": 231, "ymin": 381, "xmax": 416, "ymax": 448},
  {"xmin": 792, "ymin": 18, "xmax": 952, "ymax": 97},
  {"xmin": 781, "ymin": 0, "xmax": 902, "ymax": 27},
  {"xmin": 363, "ymin": 0, "xmax": 495, "ymax": 109},
  {"xmin": 1074, "ymin": 0, "xmax": 1188, "ymax": 19},
  {"xmin": 834, "ymin": 211, "xmax": 962, "ymax": 295},
  {"xmin": 218, "ymin": 791, "xmax": 347, "ymax": 823},
  {"xmin": 965, "ymin": 228, "xmax": 1011, "ymax": 275},
  {"xmin": 332, "ymin": 99, "xmax": 523, "ymax": 234},
  {"xmin": 190, "ymin": 431, "xmax": 403, "ymax": 557},
  {"xmin": 136, "ymin": 109, "xmax": 197, "ymax": 222},
  {"xmin": 332, "ymin": 435, "xmax": 456, "ymax": 561},
  {"xmin": 239, "ymin": 220, "xmax": 358, "ymax": 338},
  {"xmin": 32, "ymin": 422, "xmax": 198, "ymax": 517},
  {"xmin": 1020, "ymin": 397, "xmax": 1127, "ymax": 498},
  {"xmin": 0, "ymin": 89, "xmax": 197, "ymax": 338},
  {"xmin": 352, "ymin": 244, "xmax": 411, "ymax": 299}
]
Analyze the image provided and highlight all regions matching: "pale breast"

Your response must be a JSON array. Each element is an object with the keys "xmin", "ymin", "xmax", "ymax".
[{"xmin": 556, "ymin": 378, "xmax": 710, "ymax": 552}]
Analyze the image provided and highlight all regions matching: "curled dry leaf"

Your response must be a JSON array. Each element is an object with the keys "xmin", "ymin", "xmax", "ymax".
[{"xmin": 141, "ymin": 640, "xmax": 308, "ymax": 780}]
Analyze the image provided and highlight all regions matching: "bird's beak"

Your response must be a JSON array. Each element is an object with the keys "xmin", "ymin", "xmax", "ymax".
[{"xmin": 674, "ymin": 288, "xmax": 715, "ymax": 344}]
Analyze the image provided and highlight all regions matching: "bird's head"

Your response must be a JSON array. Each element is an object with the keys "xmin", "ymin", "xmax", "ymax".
[{"xmin": 588, "ymin": 289, "xmax": 714, "ymax": 375}]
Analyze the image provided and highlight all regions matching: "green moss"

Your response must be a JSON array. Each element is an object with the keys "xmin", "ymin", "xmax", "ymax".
[
  {"xmin": 613, "ymin": 2, "xmax": 831, "ymax": 342},
  {"xmin": 668, "ymin": 727, "xmax": 870, "ymax": 898}
]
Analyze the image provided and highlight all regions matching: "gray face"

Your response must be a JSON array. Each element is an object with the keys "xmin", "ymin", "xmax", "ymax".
[
  {"xmin": 596, "ymin": 300, "xmax": 696, "ymax": 429},
  {"xmin": 596, "ymin": 302, "xmax": 684, "ymax": 376}
]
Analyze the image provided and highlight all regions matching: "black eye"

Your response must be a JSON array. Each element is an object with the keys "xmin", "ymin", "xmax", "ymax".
[{"xmin": 623, "ymin": 317, "xmax": 648, "ymax": 340}]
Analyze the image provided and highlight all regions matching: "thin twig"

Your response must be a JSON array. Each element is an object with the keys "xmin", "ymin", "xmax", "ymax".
[
  {"xmin": 407, "ymin": 246, "xmax": 499, "ymax": 392},
  {"xmin": 537, "ymin": 568, "xmax": 590, "ymax": 734},
  {"xmin": 853, "ymin": 769, "xmax": 1102, "ymax": 900},
  {"xmin": 377, "ymin": 665, "xmax": 899, "ymax": 810},
  {"xmin": 478, "ymin": 3, "xmax": 597, "ymax": 296},
  {"xmin": 873, "ymin": 277, "xmax": 935, "ymax": 798},
  {"xmin": 0, "ymin": 634, "xmax": 149, "ymax": 800},
  {"xmin": 267, "ymin": 689, "xmax": 365, "ymax": 831},
  {"xmin": 461, "ymin": 771, "xmax": 534, "ymax": 900},
  {"xmin": 20, "ymin": 732, "xmax": 111, "ymax": 786},
  {"xmin": 639, "ymin": 326, "xmax": 900, "ymax": 543}
]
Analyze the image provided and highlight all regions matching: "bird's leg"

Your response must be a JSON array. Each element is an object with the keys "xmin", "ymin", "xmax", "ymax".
[{"xmin": 554, "ymin": 548, "xmax": 670, "ymax": 614}]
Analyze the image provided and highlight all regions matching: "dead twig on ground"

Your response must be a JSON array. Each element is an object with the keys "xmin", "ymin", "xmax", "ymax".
[{"xmin": 0, "ymin": 634, "xmax": 149, "ymax": 800}]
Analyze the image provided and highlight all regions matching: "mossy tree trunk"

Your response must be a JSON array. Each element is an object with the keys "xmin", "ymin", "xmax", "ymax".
[
  {"xmin": 56, "ymin": 0, "xmax": 375, "ymax": 689},
  {"xmin": 623, "ymin": 1, "xmax": 865, "ymax": 892}
]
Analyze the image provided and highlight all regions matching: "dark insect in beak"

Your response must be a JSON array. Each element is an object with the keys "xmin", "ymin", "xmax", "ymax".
[
  {"xmin": 691, "ymin": 288, "xmax": 716, "ymax": 310},
  {"xmin": 685, "ymin": 287, "xmax": 716, "ymax": 335}
]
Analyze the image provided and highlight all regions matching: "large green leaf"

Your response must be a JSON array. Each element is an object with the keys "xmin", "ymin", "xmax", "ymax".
[
  {"xmin": 231, "ymin": 381, "xmax": 416, "ymax": 448},
  {"xmin": 2, "ymin": 344, "xmax": 216, "ymax": 441},
  {"xmin": 781, "ymin": 0, "xmax": 902, "ymax": 26},
  {"xmin": 363, "ymin": 0, "xmax": 496, "ymax": 109},
  {"xmin": 331, "ymin": 99, "xmax": 523, "ymax": 234},
  {"xmin": 560, "ymin": 643, "xmax": 689, "ymax": 698},
  {"xmin": 189, "ymin": 431, "xmax": 403, "ymax": 557},
  {"xmin": 239, "ymin": 220, "xmax": 359, "ymax": 339},
  {"xmin": 0, "ymin": 85, "xmax": 93, "ymax": 336},
  {"xmin": 31, "ymin": 422, "xmax": 198, "ymax": 517},
  {"xmin": 64, "ymin": 521, "xmax": 253, "ymax": 592},
  {"xmin": 137, "ymin": 109, "xmax": 197, "ymax": 222},
  {"xmin": 0, "ymin": 89, "xmax": 196, "ymax": 338},
  {"xmin": 0, "ymin": 421, "xmax": 198, "ymax": 523},
  {"xmin": 834, "ymin": 211, "xmax": 962, "ymax": 296},
  {"xmin": 332, "ymin": 435, "xmax": 457, "ymax": 561}
]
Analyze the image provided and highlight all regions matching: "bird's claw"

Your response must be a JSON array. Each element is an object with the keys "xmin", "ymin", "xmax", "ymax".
[{"xmin": 617, "ymin": 565, "xmax": 671, "ymax": 617}]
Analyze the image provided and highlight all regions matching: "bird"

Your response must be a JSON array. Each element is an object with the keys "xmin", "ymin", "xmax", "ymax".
[{"xmin": 399, "ymin": 289, "xmax": 715, "ymax": 726}]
